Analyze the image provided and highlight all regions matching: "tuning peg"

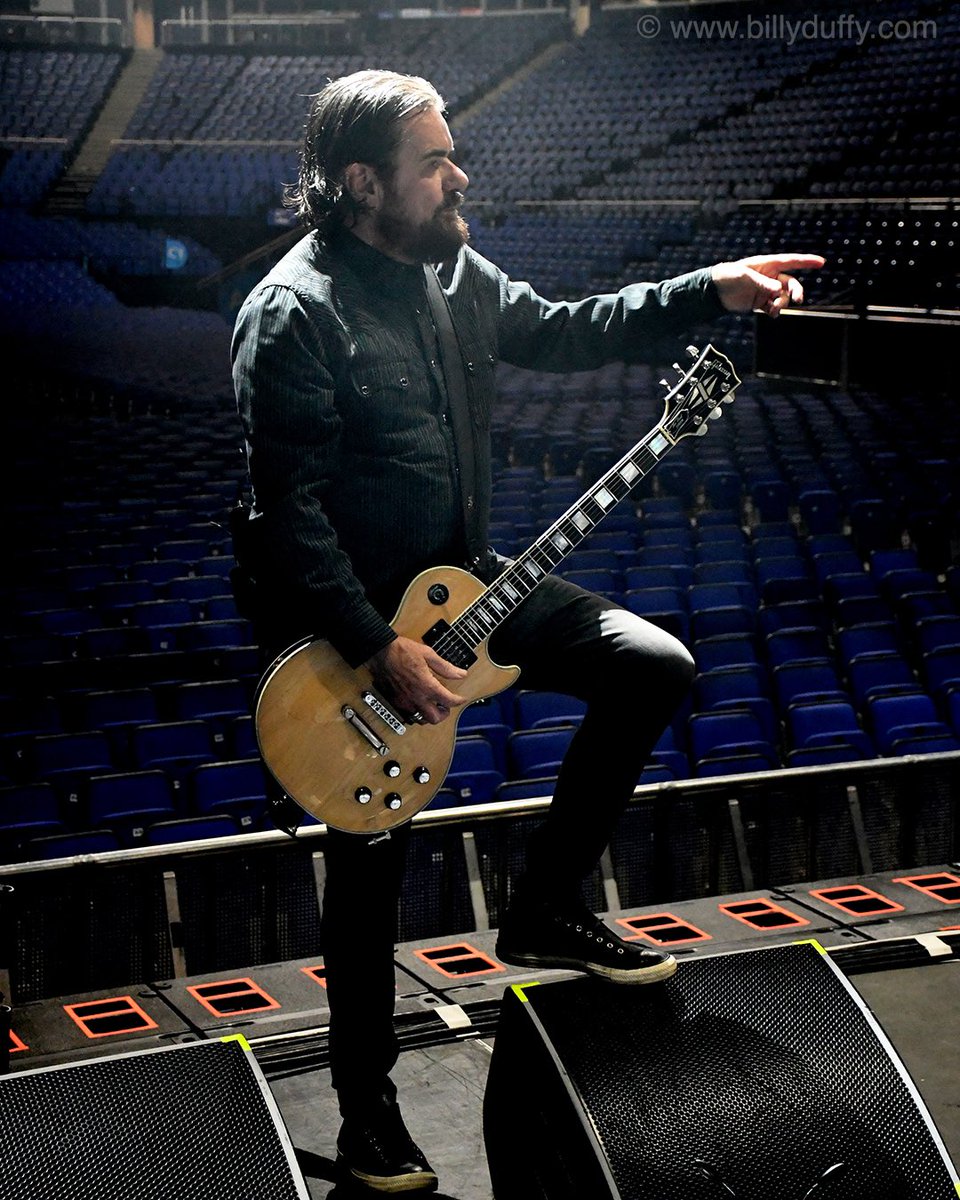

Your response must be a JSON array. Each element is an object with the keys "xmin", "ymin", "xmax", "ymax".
[
  {"xmin": 708, "ymin": 405, "xmax": 723, "ymax": 420},
  {"xmin": 686, "ymin": 344, "xmax": 700, "ymax": 358},
  {"xmin": 659, "ymin": 378, "xmax": 671, "ymax": 389},
  {"xmin": 672, "ymin": 362, "xmax": 685, "ymax": 374}
]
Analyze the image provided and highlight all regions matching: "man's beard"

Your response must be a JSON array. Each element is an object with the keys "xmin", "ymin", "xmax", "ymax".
[{"xmin": 376, "ymin": 192, "xmax": 469, "ymax": 263}]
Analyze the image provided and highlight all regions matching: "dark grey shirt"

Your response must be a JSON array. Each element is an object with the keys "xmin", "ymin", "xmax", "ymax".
[{"xmin": 231, "ymin": 226, "xmax": 723, "ymax": 666}]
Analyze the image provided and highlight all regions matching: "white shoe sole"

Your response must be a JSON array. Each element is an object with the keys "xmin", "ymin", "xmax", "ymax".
[{"xmin": 497, "ymin": 948, "xmax": 678, "ymax": 985}]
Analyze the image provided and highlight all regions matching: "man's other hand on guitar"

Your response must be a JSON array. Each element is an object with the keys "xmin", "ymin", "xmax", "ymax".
[{"xmin": 368, "ymin": 636, "xmax": 468, "ymax": 725}]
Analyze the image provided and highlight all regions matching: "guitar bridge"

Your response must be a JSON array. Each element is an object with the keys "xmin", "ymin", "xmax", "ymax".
[
  {"xmin": 422, "ymin": 619, "xmax": 477, "ymax": 669},
  {"xmin": 361, "ymin": 690, "xmax": 407, "ymax": 735}
]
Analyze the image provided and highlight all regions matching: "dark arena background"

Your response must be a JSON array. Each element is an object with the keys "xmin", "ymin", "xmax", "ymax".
[{"xmin": 1, "ymin": 0, "xmax": 959, "ymax": 1195}]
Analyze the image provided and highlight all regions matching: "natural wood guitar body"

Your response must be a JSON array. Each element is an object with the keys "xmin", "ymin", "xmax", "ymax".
[{"xmin": 255, "ymin": 565, "xmax": 520, "ymax": 834}]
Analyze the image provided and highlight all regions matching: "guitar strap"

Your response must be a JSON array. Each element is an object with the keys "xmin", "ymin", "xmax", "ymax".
[{"xmin": 422, "ymin": 263, "xmax": 486, "ymax": 569}]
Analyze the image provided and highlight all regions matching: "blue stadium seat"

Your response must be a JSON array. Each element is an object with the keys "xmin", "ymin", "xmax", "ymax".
[
  {"xmin": 787, "ymin": 702, "xmax": 871, "ymax": 755},
  {"xmin": 172, "ymin": 679, "xmax": 251, "ymax": 746},
  {"xmin": 0, "ymin": 782, "xmax": 64, "ymax": 859},
  {"xmin": 443, "ymin": 735, "xmax": 504, "ymax": 803},
  {"xmin": 189, "ymin": 758, "xmax": 268, "ymax": 827},
  {"xmin": 145, "ymin": 814, "xmax": 240, "ymax": 845},
  {"xmin": 87, "ymin": 769, "xmax": 177, "ymax": 844},
  {"xmin": 228, "ymin": 715, "xmax": 259, "ymax": 759},
  {"xmin": 31, "ymin": 731, "xmax": 115, "ymax": 817},
  {"xmin": 25, "ymin": 829, "xmax": 122, "ymax": 860},
  {"xmin": 688, "ymin": 710, "xmax": 777, "ymax": 773},
  {"xmin": 75, "ymin": 687, "xmax": 159, "ymax": 746},
  {"xmin": 888, "ymin": 729, "xmax": 960, "ymax": 756},
  {"xmin": 786, "ymin": 743, "xmax": 868, "ymax": 767},
  {"xmin": 836, "ymin": 623, "xmax": 901, "ymax": 663},
  {"xmin": 693, "ymin": 635, "xmax": 759, "ymax": 673},
  {"xmin": 493, "ymin": 776, "xmax": 557, "ymax": 803},
  {"xmin": 696, "ymin": 751, "xmax": 778, "ymax": 778},
  {"xmin": 622, "ymin": 590, "xmax": 689, "ymax": 642},
  {"xmin": 131, "ymin": 720, "xmax": 218, "ymax": 780},
  {"xmin": 764, "ymin": 626, "xmax": 832, "ymax": 669},
  {"xmin": 507, "ymin": 726, "xmax": 577, "ymax": 779},
  {"xmin": 515, "ymin": 690, "xmax": 587, "ymax": 731},
  {"xmin": 758, "ymin": 600, "xmax": 826, "ymax": 636},
  {"xmin": 690, "ymin": 604, "xmax": 755, "ymax": 641},
  {"xmin": 562, "ymin": 568, "xmax": 622, "ymax": 596},
  {"xmin": 923, "ymin": 647, "xmax": 960, "ymax": 701},
  {"xmin": 773, "ymin": 662, "xmax": 847, "ymax": 711},
  {"xmin": 866, "ymin": 693, "xmax": 948, "ymax": 756},
  {"xmin": 846, "ymin": 653, "xmax": 919, "ymax": 708}
]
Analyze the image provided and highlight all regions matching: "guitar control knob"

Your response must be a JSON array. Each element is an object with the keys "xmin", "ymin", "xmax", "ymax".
[
  {"xmin": 355, "ymin": 787, "xmax": 372, "ymax": 805},
  {"xmin": 413, "ymin": 766, "xmax": 431, "ymax": 785},
  {"xmin": 384, "ymin": 793, "xmax": 403, "ymax": 811},
  {"xmin": 384, "ymin": 761, "xmax": 401, "ymax": 778}
]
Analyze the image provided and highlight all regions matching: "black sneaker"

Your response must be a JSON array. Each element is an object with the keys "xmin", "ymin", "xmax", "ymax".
[
  {"xmin": 496, "ymin": 901, "xmax": 677, "ymax": 984},
  {"xmin": 336, "ymin": 1100, "xmax": 438, "ymax": 1194}
]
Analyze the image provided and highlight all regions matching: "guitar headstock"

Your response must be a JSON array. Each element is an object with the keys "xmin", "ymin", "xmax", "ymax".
[{"xmin": 659, "ymin": 344, "xmax": 741, "ymax": 442}]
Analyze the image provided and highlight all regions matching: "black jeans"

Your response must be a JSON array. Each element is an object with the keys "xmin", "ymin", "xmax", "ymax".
[{"xmin": 318, "ymin": 574, "xmax": 695, "ymax": 1117}]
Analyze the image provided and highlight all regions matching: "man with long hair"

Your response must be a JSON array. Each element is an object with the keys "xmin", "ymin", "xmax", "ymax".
[{"xmin": 232, "ymin": 69, "xmax": 822, "ymax": 1193}]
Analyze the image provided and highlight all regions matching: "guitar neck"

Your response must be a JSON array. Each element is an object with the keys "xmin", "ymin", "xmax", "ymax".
[{"xmin": 452, "ymin": 421, "xmax": 677, "ymax": 651}]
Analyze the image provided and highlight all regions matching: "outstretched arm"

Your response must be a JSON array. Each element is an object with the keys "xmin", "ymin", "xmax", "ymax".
[{"xmin": 711, "ymin": 253, "xmax": 826, "ymax": 317}]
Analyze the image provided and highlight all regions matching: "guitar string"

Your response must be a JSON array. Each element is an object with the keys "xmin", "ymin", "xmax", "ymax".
[
  {"xmin": 428, "ymin": 439, "xmax": 666, "ymax": 665},
  {"xmin": 428, "ymin": 353, "xmax": 737, "ymax": 666},
  {"xmin": 430, "ymin": 439, "xmax": 666, "ymax": 662}
]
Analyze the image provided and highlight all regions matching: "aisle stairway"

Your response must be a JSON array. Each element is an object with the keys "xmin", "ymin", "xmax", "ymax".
[{"xmin": 44, "ymin": 48, "xmax": 164, "ymax": 216}]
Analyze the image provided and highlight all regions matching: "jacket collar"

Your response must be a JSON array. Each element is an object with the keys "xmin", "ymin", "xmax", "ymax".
[{"xmin": 327, "ymin": 225, "xmax": 425, "ymax": 296}]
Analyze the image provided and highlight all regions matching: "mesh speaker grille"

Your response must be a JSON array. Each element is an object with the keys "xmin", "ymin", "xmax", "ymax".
[
  {"xmin": 0, "ymin": 1039, "xmax": 307, "ymax": 1200},
  {"xmin": 11, "ymin": 864, "xmax": 172, "ymax": 1004},
  {"xmin": 176, "ymin": 843, "xmax": 322, "ymax": 974},
  {"xmin": 907, "ymin": 758, "xmax": 959, "ymax": 862},
  {"xmin": 609, "ymin": 798, "xmax": 662, "ymax": 909},
  {"xmin": 475, "ymin": 812, "xmax": 544, "ymax": 926},
  {"xmin": 473, "ymin": 812, "xmax": 604, "ymax": 925},
  {"xmin": 494, "ymin": 943, "xmax": 956, "ymax": 1198},
  {"xmin": 399, "ymin": 825, "xmax": 474, "ymax": 942}
]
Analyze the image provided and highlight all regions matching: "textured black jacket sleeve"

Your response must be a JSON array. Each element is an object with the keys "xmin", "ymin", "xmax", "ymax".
[
  {"xmin": 232, "ymin": 281, "xmax": 397, "ymax": 667},
  {"xmin": 496, "ymin": 266, "xmax": 724, "ymax": 371}
]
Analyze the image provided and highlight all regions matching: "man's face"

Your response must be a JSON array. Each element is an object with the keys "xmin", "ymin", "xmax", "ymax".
[{"xmin": 373, "ymin": 107, "xmax": 470, "ymax": 263}]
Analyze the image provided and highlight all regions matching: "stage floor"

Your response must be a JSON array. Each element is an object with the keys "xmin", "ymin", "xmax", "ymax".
[{"xmin": 270, "ymin": 954, "xmax": 960, "ymax": 1200}]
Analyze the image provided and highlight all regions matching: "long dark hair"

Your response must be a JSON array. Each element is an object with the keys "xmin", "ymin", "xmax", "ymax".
[{"xmin": 289, "ymin": 69, "xmax": 444, "ymax": 234}]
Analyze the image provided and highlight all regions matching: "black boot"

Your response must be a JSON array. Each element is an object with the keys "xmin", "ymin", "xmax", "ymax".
[{"xmin": 336, "ymin": 1096, "xmax": 438, "ymax": 1193}]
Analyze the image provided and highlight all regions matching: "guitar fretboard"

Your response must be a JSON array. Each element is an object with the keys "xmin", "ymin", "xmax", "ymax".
[{"xmin": 431, "ymin": 423, "xmax": 675, "ymax": 668}]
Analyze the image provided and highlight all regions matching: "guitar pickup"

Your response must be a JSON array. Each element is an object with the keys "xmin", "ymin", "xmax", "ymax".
[{"xmin": 422, "ymin": 619, "xmax": 477, "ymax": 669}]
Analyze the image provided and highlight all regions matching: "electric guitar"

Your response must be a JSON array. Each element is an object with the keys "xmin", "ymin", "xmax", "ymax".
[{"xmin": 255, "ymin": 343, "xmax": 741, "ymax": 834}]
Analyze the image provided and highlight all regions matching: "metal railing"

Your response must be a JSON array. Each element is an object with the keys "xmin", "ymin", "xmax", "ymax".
[
  {"xmin": 3, "ymin": 751, "xmax": 958, "ymax": 1004},
  {"xmin": 0, "ymin": 14, "xmax": 124, "ymax": 46}
]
